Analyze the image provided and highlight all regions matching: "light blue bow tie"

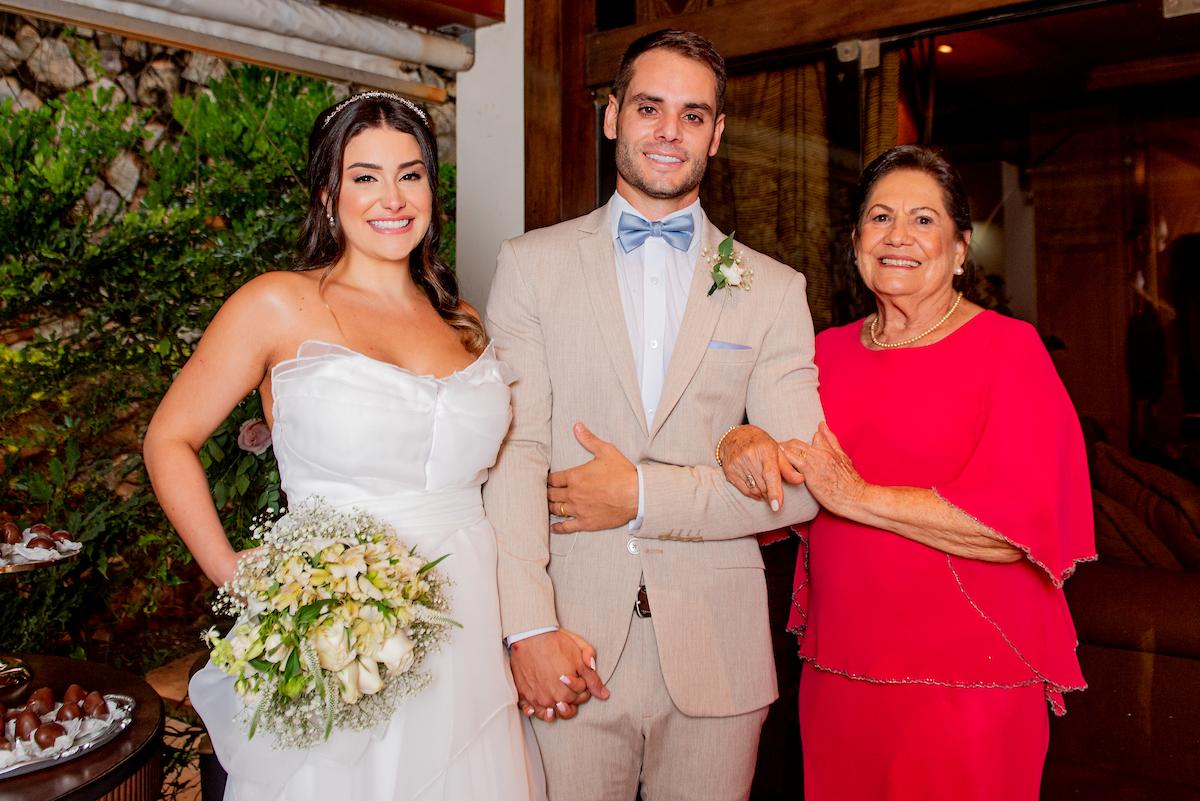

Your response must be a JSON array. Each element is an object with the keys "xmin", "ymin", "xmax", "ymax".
[{"xmin": 616, "ymin": 211, "xmax": 695, "ymax": 253}]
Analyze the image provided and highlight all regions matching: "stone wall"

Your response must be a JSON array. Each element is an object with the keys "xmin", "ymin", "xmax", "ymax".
[{"xmin": 0, "ymin": 12, "xmax": 457, "ymax": 223}]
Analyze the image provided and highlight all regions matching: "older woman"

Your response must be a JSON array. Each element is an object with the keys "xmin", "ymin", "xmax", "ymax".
[{"xmin": 720, "ymin": 145, "xmax": 1095, "ymax": 800}]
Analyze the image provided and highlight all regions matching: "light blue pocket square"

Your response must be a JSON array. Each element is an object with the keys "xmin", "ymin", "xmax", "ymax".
[{"xmin": 708, "ymin": 340, "xmax": 752, "ymax": 350}]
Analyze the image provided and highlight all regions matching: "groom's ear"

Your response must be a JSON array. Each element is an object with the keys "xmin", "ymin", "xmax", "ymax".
[
  {"xmin": 707, "ymin": 113, "xmax": 726, "ymax": 157},
  {"xmin": 602, "ymin": 94, "xmax": 620, "ymax": 141}
]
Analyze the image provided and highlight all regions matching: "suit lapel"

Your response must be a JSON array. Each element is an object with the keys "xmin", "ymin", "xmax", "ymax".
[
  {"xmin": 577, "ymin": 204, "xmax": 649, "ymax": 435},
  {"xmin": 650, "ymin": 214, "xmax": 727, "ymax": 439}
]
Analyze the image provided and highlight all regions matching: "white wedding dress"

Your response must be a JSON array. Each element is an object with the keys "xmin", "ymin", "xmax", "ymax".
[{"xmin": 189, "ymin": 340, "xmax": 545, "ymax": 801}]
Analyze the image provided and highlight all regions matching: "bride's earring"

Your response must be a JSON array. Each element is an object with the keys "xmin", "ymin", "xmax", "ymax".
[{"xmin": 327, "ymin": 212, "xmax": 335, "ymax": 228}]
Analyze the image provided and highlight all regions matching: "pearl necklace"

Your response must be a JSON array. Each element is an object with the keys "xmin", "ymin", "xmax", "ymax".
[{"xmin": 869, "ymin": 292, "xmax": 963, "ymax": 349}]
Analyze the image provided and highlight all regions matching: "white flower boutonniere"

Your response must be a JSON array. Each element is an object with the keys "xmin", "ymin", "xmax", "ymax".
[{"xmin": 705, "ymin": 232, "xmax": 752, "ymax": 296}]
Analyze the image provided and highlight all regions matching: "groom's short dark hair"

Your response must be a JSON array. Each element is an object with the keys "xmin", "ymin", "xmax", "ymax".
[{"xmin": 612, "ymin": 29, "xmax": 727, "ymax": 115}]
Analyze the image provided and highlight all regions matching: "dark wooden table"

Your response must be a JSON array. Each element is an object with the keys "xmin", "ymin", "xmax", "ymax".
[{"xmin": 0, "ymin": 655, "xmax": 163, "ymax": 801}]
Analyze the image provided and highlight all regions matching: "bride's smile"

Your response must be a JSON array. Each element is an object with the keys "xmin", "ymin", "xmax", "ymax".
[{"xmin": 336, "ymin": 127, "xmax": 433, "ymax": 267}]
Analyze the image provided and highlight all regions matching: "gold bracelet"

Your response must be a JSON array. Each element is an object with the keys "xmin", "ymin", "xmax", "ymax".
[{"xmin": 714, "ymin": 424, "xmax": 740, "ymax": 467}]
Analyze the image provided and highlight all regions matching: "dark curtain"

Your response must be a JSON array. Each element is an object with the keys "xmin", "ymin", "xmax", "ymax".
[{"xmin": 702, "ymin": 62, "xmax": 834, "ymax": 329}]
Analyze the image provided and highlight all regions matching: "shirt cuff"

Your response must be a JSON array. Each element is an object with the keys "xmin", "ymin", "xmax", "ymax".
[
  {"xmin": 627, "ymin": 464, "xmax": 645, "ymax": 533},
  {"xmin": 505, "ymin": 626, "xmax": 559, "ymax": 647}
]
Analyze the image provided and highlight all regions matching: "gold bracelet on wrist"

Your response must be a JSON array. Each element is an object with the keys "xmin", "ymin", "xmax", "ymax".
[{"xmin": 714, "ymin": 424, "xmax": 740, "ymax": 467}]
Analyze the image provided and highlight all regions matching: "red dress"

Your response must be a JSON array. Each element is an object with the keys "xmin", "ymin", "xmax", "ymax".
[{"xmin": 790, "ymin": 311, "xmax": 1095, "ymax": 801}]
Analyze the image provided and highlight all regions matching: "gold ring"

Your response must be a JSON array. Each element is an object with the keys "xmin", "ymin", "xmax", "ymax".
[
  {"xmin": 559, "ymin": 502, "xmax": 567, "ymax": 517},
  {"xmin": 745, "ymin": 474, "xmax": 757, "ymax": 489}
]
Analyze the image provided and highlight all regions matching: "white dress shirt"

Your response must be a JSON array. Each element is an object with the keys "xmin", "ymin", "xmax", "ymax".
[
  {"xmin": 506, "ymin": 193, "xmax": 703, "ymax": 646},
  {"xmin": 609, "ymin": 192, "xmax": 702, "ymax": 428}
]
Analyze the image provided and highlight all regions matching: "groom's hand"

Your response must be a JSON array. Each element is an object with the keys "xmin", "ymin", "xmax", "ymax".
[
  {"xmin": 547, "ymin": 422, "xmax": 638, "ymax": 533},
  {"xmin": 510, "ymin": 629, "xmax": 609, "ymax": 722}
]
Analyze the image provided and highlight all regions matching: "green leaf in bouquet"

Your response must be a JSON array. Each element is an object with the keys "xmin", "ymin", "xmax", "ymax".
[
  {"xmin": 248, "ymin": 701, "xmax": 263, "ymax": 740},
  {"xmin": 295, "ymin": 598, "xmax": 335, "ymax": 628},
  {"xmin": 284, "ymin": 647, "xmax": 301, "ymax": 679},
  {"xmin": 417, "ymin": 553, "xmax": 451, "ymax": 575},
  {"xmin": 248, "ymin": 657, "xmax": 273, "ymax": 673}
]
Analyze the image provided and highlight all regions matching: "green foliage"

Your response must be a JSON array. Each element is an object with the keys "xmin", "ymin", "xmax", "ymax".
[
  {"xmin": 0, "ymin": 63, "xmax": 456, "ymax": 658},
  {"xmin": 437, "ymin": 163, "xmax": 456, "ymax": 268}
]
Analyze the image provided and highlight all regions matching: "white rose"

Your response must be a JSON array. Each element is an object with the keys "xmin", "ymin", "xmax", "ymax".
[
  {"xmin": 719, "ymin": 264, "xmax": 741, "ymax": 286},
  {"xmin": 377, "ymin": 631, "xmax": 415, "ymax": 674},
  {"xmin": 356, "ymin": 657, "xmax": 383, "ymax": 695},
  {"xmin": 312, "ymin": 622, "xmax": 355, "ymax": 671},
  {"xmin": 336, "ymin": 663, "xmax": 361, "ymax": 704}
]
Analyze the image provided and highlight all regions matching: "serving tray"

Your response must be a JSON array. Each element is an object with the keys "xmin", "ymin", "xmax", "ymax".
[{"xmin": 0, "ymin": 694, "xmax": 135, "ymax": 780}]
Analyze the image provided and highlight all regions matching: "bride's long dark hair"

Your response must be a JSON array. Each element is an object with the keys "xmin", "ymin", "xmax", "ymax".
[{"xmin": 296, "ymin": 93, "xmax": 485, "ymax": 354}]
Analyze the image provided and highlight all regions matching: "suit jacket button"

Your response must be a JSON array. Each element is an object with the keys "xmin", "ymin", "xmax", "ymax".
[{"xmin": 626, "ymin": 538, "xmax": 640, "ymax": 555}]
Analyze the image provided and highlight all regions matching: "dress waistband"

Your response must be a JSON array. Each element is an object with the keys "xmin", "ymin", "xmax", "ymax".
[{"xmin": 294, "ymin": 487, "xmax": 485, "ymax": 538}]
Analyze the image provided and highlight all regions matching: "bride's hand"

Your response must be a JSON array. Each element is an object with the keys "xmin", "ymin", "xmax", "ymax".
[{"xmin": 213, "ymin": 544, "xmax": 263, "ymax": 590}]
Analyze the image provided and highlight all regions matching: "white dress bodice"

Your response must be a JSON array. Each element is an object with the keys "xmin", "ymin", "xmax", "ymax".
[{"xmin": 270, "ymin": 339, "xmax": 512, "ymax": 531}]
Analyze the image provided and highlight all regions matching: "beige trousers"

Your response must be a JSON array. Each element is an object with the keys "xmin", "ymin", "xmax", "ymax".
[{"xmin": 530, "ymin": 614, "xmax": 769, "ymax": 801}]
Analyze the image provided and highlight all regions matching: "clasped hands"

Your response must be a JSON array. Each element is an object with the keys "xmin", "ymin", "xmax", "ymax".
[
  {"xmin": 511, "ymin": 628, "xmax": 609, "ymax": 722},
  {"xmin": 721, "ymin": 421, "xmax": 869, "ymax": 518}
]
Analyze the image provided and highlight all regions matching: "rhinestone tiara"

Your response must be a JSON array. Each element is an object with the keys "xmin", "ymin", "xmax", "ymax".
[{"xmin": 321, "ymin": 91, "xmax": 429, "ymax": 128}]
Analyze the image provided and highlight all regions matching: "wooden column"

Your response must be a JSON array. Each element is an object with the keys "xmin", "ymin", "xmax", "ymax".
[
  {"xmin": 525, "ymin": 0, "xmax": 598, "ymax": 229},
  {"xmin": 1031, "ymin": 104, "xmax": 1134, "ymax": 446}
]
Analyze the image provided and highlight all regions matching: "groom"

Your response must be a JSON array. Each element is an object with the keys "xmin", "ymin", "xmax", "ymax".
[{"xmin": 485, "ymin": 29, "xmax": 823, "ymax": 800}]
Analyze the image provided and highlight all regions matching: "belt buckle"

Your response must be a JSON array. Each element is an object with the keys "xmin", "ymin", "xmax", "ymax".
[{"xmin": 634, "ymin": 585, "xmax": 651, "ymax": 618}]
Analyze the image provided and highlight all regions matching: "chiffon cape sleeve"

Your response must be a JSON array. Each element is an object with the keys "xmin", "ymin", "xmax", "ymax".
[
  {"xmin": 934, "ymin": 320, "xmax": 1095, "ymax": 712},
  {"xmin": 933, "ymin": 321, "xmax": 1095, "ymax": 587}
]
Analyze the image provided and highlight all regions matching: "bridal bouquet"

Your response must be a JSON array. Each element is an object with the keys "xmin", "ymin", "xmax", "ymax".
[{"xmin": 203, "ymin": 497, "xmax": 455, "ymax": 749}]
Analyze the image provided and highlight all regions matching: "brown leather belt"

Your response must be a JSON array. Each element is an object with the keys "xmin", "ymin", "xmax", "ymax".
[{"xmin": 634, "ymin": 584, "xmax": 651, "ymax": 618}]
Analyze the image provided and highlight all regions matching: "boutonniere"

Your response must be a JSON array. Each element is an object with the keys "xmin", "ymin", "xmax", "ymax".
[{"xmin": 704, "ymin": 232, "xmax": 752, "ymax": 296}]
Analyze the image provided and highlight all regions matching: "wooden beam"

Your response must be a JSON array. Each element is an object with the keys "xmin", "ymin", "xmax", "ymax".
[
  {"xmin": 7, "ymin": 0, "xmax": 451, "ymax": 100},
  {"xmin": 325, "ymin": 0, "xmax": 503, "ymax": 31},
  {"xmin": 586, "ymin": 0, "xmax": 1053, "ymax": 87},
  {"xmin": 1089, "ymin": 51, "xmax": 1200, "ymax": 90},
  {"xmin": 525, "ymin": 0, "xmax": 597, "ymax": 229}
]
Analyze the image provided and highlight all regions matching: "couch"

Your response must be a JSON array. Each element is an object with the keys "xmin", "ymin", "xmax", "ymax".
[{"xmin": 1043, "ymin": 442, "xmax": 1200, "ymax": 800}]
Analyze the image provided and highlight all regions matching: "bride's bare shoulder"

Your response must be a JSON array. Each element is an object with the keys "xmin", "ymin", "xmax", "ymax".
[
  {"xmin": 194, "ymin": 270, "xmax": 328, "ymax": 371},
  {"xmin": 221, "ymin": 270, "xmax": 326, "ymax": 322}
]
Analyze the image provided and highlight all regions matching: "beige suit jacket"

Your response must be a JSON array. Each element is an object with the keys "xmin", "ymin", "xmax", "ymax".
[{"xmin": 484, "ymin": 201, "xmax": 824, "ymax": 717}]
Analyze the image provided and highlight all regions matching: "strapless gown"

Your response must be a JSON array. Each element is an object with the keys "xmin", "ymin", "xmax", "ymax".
[{"xmin": 189, "ymin": 340, "xmax": 546, "ymax": 801}]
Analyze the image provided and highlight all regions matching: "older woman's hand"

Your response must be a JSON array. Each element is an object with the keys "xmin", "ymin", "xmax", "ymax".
[
  {"xmin": 719, "ymin": 424, "xmax": 804, "ymax": 510},
  {"xmin": 780, "ymin": 422, "xmax": 869, "ymax": 519}
]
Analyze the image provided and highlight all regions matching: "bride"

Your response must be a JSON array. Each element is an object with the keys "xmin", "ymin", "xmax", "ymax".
[{"xmin": 143, "ymin": 92, "xmax": 559, "ymax": 800}]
